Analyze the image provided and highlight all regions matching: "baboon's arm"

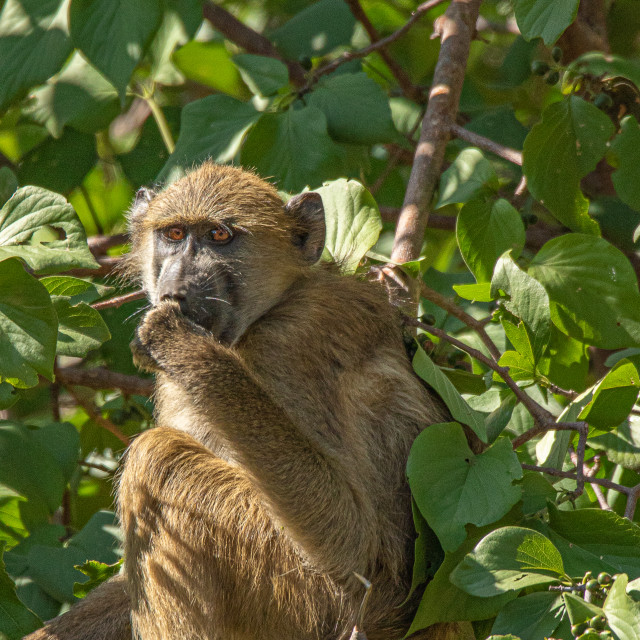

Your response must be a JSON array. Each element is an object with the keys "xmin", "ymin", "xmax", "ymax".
[
  {"xmin": 22, "ymin": 573, "xmax": 131, "ymax": 640},
  {"xmin": 133, "ymin": 301, "xmax": 377, "ymax": 580}
]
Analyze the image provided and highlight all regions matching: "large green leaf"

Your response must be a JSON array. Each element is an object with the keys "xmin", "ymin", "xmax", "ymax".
[
  {"xmin": 491, "ymin": 592, "xmax": 564, "ymax": 640},
  {"xmin": 436, "ymin": 148, "xmax": 499, "ymax": 208},
  {"xmin": 579, "ymin": 359, "xmax": 640, "ymax": 429},
  {"xmin": 529, "ymin": 234, "xmax": 640, "ymax": 349},
  {"xmin": 0, "ymin": 187, "xmax": 98, "ymax": 273},
  {"xmin": 547, "ymin": 504, "xmax": 640, "ymax": 578},
  {"xmin": 307, "ymin": 72, "xmax": 397, "ymax": 144},
  {"xmin": 233, "ymin": 54, "xmax": 289, "ymax": 97},
  {"xmin": 513, "ymin": 0, "xmax": 579, "ymax": 45},
  {"xmin": 0, "ymin": 0, "xmax": 72, "ymax": 111},
  {"xmin": 407, "ymin": 423, "xmax": 521, "ymax": 552},
  {"xmin": 413, "ymin": 348, "xmax": 486, "ymax": 440},
  {"xmin": 159, "ymin": 95, "xmax": 260, "ymax": 182},
  {"xmin": 523, "ymin": 96, "xmax": 615, "ymax": 234},
  {"xmin": 609, "ymin": 115, "xmax": 640, "ymax": 212},
  {"xmin": 491, "ymin": 253, "xmax": 550, "ymax": 365},
  {"xmin": 0, "ymin": 259, "xmax": 57, "ymax": 387},
  {"xmin": 27, "ymin": 52, "xmax": 120, "ymax": 137},
  {"xmin": 603, "ymin": 575, "xmax": 640, "ymax": 640},
  {"xmin": 456, "ymin": 197, "xmax": 525, "ymax": 283},
  {"xmin": 69, "ymin": 0, "xmax": 162, "ymax": 102},
  {"xmin": 241, "ymin": 106, "xmax": 345, "ymax": 193},
  {"xmin": 450, "ymin": 527, "xmax": 565, "ymax": 596},
  {"xmin": 0, "ymin": 543, "xmax": 41, "ymax": 640},
  {"xmin": 315, "ymin": 179, "xmax": 381, "ymax": 273},
  {"xmin": 270, "ymin": 0, "xmax": 355, "ymax": 59},
  {"xmin": 589, "ymin": 419, "xmax": 640, "ymax": 471}
]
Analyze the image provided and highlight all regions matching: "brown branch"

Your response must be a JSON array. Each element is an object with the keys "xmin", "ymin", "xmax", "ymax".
[
  {"xmin": 56, "ymin": 366, "xmax": 153, "ymax": 396},
  {"xmin": 625, "ymin": 484, "xmax": 640, "ymax": 519},
  {"xmin": 92, "ymin": 290, "xmax": 145, "ymax": 311},
  {"xmin": 420, "ymin": 282, "xmax": 501, "ymax": 360},
  {"xmin": 79, "ymin": 460, "xmax": 115, "ymax": 474},
  {"xmin": 312, "ymin": 0, "xmax": 447, "ymax": 83},
  {"xmin": 450, "ymin": 123, "xmax": 523, "ymax": 166},
  {"xmin": 405, "ymin": 316, "xmax": 556, "ymax": 427},
  {"xmin": 344, "ymin": 0, "xmax": 424, "ymax": 101},
  {"xmin": 521, "ymin": 464, "xmax": 627, "ymax": 493},
  {"xmin": 88, "ymin": 233, "xmax": 128, "ymax": 256},
  {"xmin": 390, "ymin": 0, "xmax": 482, "ymax": 265},
  {"xmin": 65, "ymin": 387, "xmax": 130, "ymax": 445},
  {"xmin": 202, "ymin": 2, "xmax": 306, "ymax": 88},
  {"xmin": 66, "ymin": 255, "xmax": 122, "ymax": 278}
]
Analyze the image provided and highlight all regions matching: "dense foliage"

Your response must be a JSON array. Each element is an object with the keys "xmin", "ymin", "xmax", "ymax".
[{"xmin": 1, "ymin": 0, "xmax": 640, "ymax": 638}]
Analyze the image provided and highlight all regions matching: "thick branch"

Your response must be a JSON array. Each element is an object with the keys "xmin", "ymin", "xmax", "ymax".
[
  {"xmin": 56, "ymin": 366, "xmax": 153, "ymax": 396},
  {"xmin": 202, "ymin": 2, "xmax": 306, "ymax": 87},
  {"xmin": 391, "ymin": 0, "xmax": 482, "ymax": 264},
  {"xmin": 88, "ymin": 233, "xmax": 128, "ymax": 256}
]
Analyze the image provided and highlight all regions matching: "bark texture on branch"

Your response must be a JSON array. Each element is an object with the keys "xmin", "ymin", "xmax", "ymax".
[
  {"xmin": 391, "ymin": 0, "xmax": 482, "ymax": 265},
  {"xmin": 56, "ymin": 366, "xmax": 153, "ymax": 396}
]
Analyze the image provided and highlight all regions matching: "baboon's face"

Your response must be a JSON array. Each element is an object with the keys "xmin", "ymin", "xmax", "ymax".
[{"xmin": 128, "ymin": 164, "xmax": 325, "ymax": 345}]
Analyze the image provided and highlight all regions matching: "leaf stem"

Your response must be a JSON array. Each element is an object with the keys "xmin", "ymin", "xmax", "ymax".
[{"xmin": 146, "ymin": 95, "xmax": 175, "ymax": 155}]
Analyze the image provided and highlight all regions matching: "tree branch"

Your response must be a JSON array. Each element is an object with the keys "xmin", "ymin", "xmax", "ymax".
[
  {"xmin": 87, "ymin": 233, "xmax": 128, "ymax": 256},
  {"xmin": 391, "ymin": 0, "xmax": 482, "ymax": 265},
  {"xmin": 450, "ymin": 123, "xmax": 522, "ymax": 165},
  {"xmin": 65, "ymin": 387, "xmax": 130, "ymax": 445},
  {"xmin": 56, "ymin": 366, "xmax": 153, "ymax": 396},
  {"xmin": 202, "ymin": 1, "xmax": 307, "ymax": 87},
  {"xmin": 92, "ymin": 290, "xmax": 145, "ymax": 311}
]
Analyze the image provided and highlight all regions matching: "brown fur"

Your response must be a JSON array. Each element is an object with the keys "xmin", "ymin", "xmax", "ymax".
[{"xmin": 25, "ymin": 164, "xmax": 468, "ymax": 640}]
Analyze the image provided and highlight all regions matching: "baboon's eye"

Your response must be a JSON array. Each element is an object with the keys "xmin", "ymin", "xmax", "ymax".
[
  {"xmin": 211, "ymin": 225, "xmax": 232, "ymax": 243},
  {"xmin": 162, "ymin": 226, "xmax": 186, "ymax": 242}
]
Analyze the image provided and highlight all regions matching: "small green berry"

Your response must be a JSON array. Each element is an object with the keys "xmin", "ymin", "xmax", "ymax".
[
  {"xmin": 420, "ymin": 313, "xmax": 436, "ymax": 326},
  {"xmin": 551, "ymin": 46, "xmax": 563, "ymax": 62},
  {"xmin": 572, "ymin": 622, "xmax": 588, "ymax": 636},
  {"xmin": 586, "ymin": 579, "xmax": 600, "ymax": 591},
  {"xmin": 545, "ymin": 70, "xmax": 560, "ymax": 85},
  {"xmin": 598, "ymin": 572, "xmax": 612, "ymax": 585},
  {"xmin": 531, "ymin": 60, "xmax": 550, "ymax": 76},
  {"xmin": 590, "ymin": 615, "xmax": 606, "ymax": 630},
  {"xmin": 594, "ymin": 93, "xmax": 614, "ymax": 110}
]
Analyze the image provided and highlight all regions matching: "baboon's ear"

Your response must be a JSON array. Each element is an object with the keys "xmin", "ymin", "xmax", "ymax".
[
  {"xmin": 285, "ymin": 192, "xmax": 326, "ymax": 264},
  {"xmin": 130, "ymin": 187, "xmax": 155, "ymax": 221}
]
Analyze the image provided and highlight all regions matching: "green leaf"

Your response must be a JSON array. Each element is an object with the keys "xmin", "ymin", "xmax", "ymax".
[
  {"xmin": 563, "ymin": 592, "xmax": 605, "ymax": 625},
  {"xmin": 73, "ymin": 558, "xmax": 123, "ymax": 598},
  {"xmin": 0, "ymin": 259, "xmax": 57, "ymax": 387},
  {"xmin": 513, "ymin": 0, "xmax": 579, "ymax": 44},
  {"xmin": 491, "ymin": 592, "xmax": 564, "ymax": 640},
  {"xmin": 589, "ymin": 419, "xmax": 640, "ymax": 471},
  {"xmin": 521, "ymin": 472, "xmax": 557, "ymax": 515},
  {"xmin": 547, "ymin": 504, "xmax": 640, "ymax": 578},
  {"xmin": 307, "ymin": 72, "xmax": 397, "ymax": 144},
  {"xmin": 0, "ymin": 167, "xmax": 18, "ymax": 209},
  {"xmin": 407, "ymin": 521, "xmax": 518, "ymax": 633},
  {"xmin": 609, "ymin": 116, "xmax": 640, "ymax": 212},
  {"xmin": 523, "ymin": 96, "xmax": 615, "ymax": 234},
  {"xmin": 40, "ymin": 276, "xmax": 111, "ymax": 305},
  {"xmin": 529, "ymin": 234, "xmax": 640, "ymax": 349},
  {"xmin": 27, "ymin": 52, "xmax": 120, "ymax": 137},
  {"xmin": 450, "ymin": 527, "xmax": 565, "ymax": 596},
  {"xmin": 0, "ymin": 383, "xmax": 18, "ymax": 411},
  {"xmin": 51, "ymin": 296, "xmax": 111, "ymax": 358},
  {"xmin": 159, "ymin": 95, "xmax": 260, "ymax": 182},
  {"xmin": 0, "ymin": 422, "xmax": 66, "ymax": 513},
  {"xmin": 270, "ymin": 0, "xmax": 355, "ymax": 59},
  {"xmin": 412, "ymin": 347, "xmax": 487, "ymax": 440},
  {"xmin": 315, "ymin": 179, "xmax": 381, "ymax": 273},
  {"xmin": 457, "ymin": 197, "xmax": 525, "ymax": 283},
  {"xmin": 452, "ymin": 283, "xmax": 494, "ymax": 302},
  {"xmin": 491, "ymin": 252, "xmax": 550, "ymax": 365},
  {"xmin": 0, "ymin": 0, "xmax": 72, "ymax": 111},
  {"xmin": 0, "ymin": 543, "xmax": 42, "ymax": 640},
  {"xmin": 241, "ymin": 105, "xmax": 345, "ymax": 193},
  {"xmin": 436, "ymin": 148, "xmax": 499, "ymax": 208},
  {"xmin": 233, "ymin": 54, "xmax": 289, "ymax": 97},
  {"xmin": 495, "ymin": 351, "xmax": 535, "ymax": 382},
  {"xmin": 407, "ymin": 423, "xmax": 521, "ymax": 552},
  {"xmin": 0, "ymin": 187, "xmax": 98, "ymax": 273},
  {"xmin": 604, "ymin": 575, "xmax": 640, "ymax": 640},
  {"xmin": 69, "ymin": 0, "xmax": 162, "ymax": 103},
  {"xmin": 579, "ymin": 359, "xmax": 640, "ymax": 429}
]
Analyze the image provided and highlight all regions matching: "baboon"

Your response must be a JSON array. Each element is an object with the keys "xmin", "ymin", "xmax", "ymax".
[{"xmin": 25, "ymin": 163, "xmax": 466, "ymax": 640}]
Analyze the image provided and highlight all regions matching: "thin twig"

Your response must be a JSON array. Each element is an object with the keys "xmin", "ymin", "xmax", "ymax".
[
  {"xmin": 624, "ymin": 484, "xmax": 640, "ymax": 519},
  {"xmin": 65, "ymin": 387, "xmax": 130, "ymax": 445},
  {"xmin": 344, "ymin": 0, "xmax": 424, "ymax": 101},
  {"xmin": 92, "ymin": 290, "xmax": 145, "ymax": 311},
  {"xmin": 312, "ymin": 0, "xmax": 447, "ymax": 84},
  {"xmin": 521, "ymin": 464, "xmax": 627, "ymax": 493},
  {"xmin": 146, "ymin": 95, "xmax": 175, "ymax": 154},
  {"xmin": 202, "ymin": 1, "xmax": 306, "ymax": 87},
  {"xmin": 419, "ymin": 282, "xmax": 501, "ymax": 361},
  {"xmin": 450, "ymin": 123, "xmax": 522, "ymax": 165},
  {"xmin": 80, "ymin": 185, "xmax": 104, "ymax": 235},
  {"xmin": 87, "ymin": 234, "xmax": 128, "ymax": 256},
  {"xmin": 79, "ymin": 460, "xmax": 115, "ymax": 474},
  {"xmin": 390, "ymin": 0, "xmax": 482, "ymax": 265},
  {"xmin": 56, "ymin": 366, "xmax": 153, "ymax": 396},
  {"xmin": 592, "ymin": 485, "xmax": 613, "ymax": 511}
]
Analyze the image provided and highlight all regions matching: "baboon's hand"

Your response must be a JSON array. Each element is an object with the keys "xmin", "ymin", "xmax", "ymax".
[{"xmin": 132, "ymin": 301, "xmax": 211, "ymax": 373}]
